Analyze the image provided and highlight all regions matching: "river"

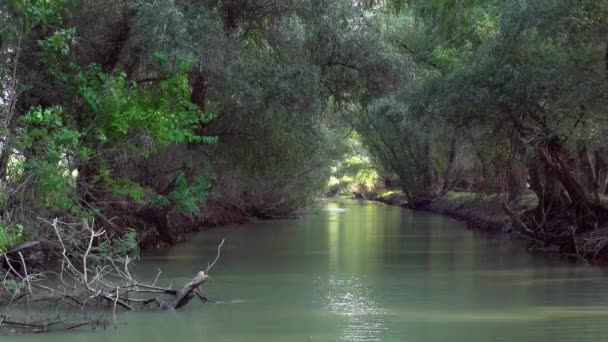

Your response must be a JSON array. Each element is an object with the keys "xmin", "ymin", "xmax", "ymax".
[{"xmin": 10, "ymin": 199, "xmax": 608, "ymax": 341}]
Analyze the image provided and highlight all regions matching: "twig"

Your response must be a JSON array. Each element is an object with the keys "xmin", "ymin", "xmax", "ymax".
[
  {"xmin": 112, "ymin": 286, "xmax": 119, "ymax": 319},
  {"xmin": 151, "ymin": 268, "xmax": 162, "ymax": 287},
  {"xmin": 12, "ymin": 218, "xmax": 222, "ymax": 320},
  {"xmin": 205, "ymin": 239, "xmax": 225, "ymax": 272},
  {"xmin": 17, "ymin": 252, "xmax": 32, "ymax": 295}
]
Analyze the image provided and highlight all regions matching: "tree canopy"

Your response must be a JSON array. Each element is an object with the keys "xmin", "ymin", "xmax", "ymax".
[{"xmin": 2, "ymin": 0, "xmax": 608, "ymax": 256}]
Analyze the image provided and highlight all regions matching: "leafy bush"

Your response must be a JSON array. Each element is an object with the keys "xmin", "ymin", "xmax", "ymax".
[
  {"xmin": 0, "ymin": 223, "xmax": 25, "ymax": 253},
  {"xmin": 99, "ymin": 228, "xmax": 139, "ymax": 259}
]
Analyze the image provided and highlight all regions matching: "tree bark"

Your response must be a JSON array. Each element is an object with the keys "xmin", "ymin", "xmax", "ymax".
[
  {"xmin": 169, "ymin": 271, "xmax": 209, "ymax": 309},
  {"xmin": 527, "ymin": 156, "xmax": 570, "ymax": 227},
  {"xmin": 594, "ymin": 150, "xmax": 608, "ymax": 195},
  {"xmin": 0, "ymin": 139, "xmax": 10, "ymax": 182},
  {"xmin": 441, "ymin": 137, "xmax": 459, "ymax": 194},
  {"xmin": 578, "ymin": 146, "xmax": 601, "ymax": 203},
  {"xmin": 538, "ymin": 142, "xmax": 598, "ymax": 232},
  {"xmin": 507, "ymin": 158, "xmax": 527, "ymax": 202}
]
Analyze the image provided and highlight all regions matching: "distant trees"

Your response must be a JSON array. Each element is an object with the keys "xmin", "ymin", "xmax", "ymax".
[{"xmin": 428, "ymin": 0, "xmax": 608, "ymax": 250}]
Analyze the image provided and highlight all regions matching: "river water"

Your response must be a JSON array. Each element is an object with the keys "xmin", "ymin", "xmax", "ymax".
[{"xmin": 10, "ymin": 199, "xmax": 608, "ymax": 341}]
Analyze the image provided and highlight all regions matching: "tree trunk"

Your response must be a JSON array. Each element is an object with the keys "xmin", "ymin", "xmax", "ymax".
[
  {"xmin": 418, "ymin": 138, "xmax": 439, "ymax": 198},
  {"xmin": 441, "ymin": 137, "xmax": 458, "ymax": 194},
  {"xmin": 578, "ymin": 146, "xmax": 600, "ymax": 203},
  {"xmin": 506, "ymin": 158, "xmax": 527, "ymax": 201},
  {"xmin": 538, "ymin": 143, "xmax": 598, "ymax": 232},
  {"xmin": 528, "ymin": 156, "xmax": 570, "ymax": 227},
  {"xmin": 594, "ymin": 150, "xmax": 608, "ymax": 195},
  {"xmin": 0, "ymin": 138, "xmax": 11, "ymax": 182}
]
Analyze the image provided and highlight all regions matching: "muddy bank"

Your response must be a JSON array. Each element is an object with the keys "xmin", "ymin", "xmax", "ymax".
[
  {"xmin": 2, "ymin": 200, "xmax": 253, "ymax": 277},
  {"xmin": 374, "ymin": 191, "xmax": 537, "ymax": 232},
  {"xmin": 102, "ymin": 199, "xmax": 253, "ymax": 249},
  {"xmin": 426, "ymin": 194, "xmax": 519, "ymax": 231}
]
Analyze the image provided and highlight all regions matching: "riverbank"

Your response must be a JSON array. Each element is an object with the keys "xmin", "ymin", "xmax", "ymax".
[
  {"xmin": 2, "ymin": 200, "xmax": 254, "ymax": 272},
  {"xmin": 374, "ymin": 191, "xmax": 537, "ymax": 232},
  {"xmin": 137, "ymin": 200, "xmax": 253, "ymax": 249},
  {"xmin": 428, "ymin": 192, "xmax": 537, "ymax": 231},
  {"xmin": 372, "ymin": 191, "xmax": 608, "ymax": 264}
]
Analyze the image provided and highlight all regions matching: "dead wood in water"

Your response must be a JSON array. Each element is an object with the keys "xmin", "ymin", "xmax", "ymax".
[
  {"xmin": 0, "ymin": 219, "xmax": 226, "ymax": 334},
  {"xmin": 141, "ymin": 239, "xmax": 224, "ymax": 310}
]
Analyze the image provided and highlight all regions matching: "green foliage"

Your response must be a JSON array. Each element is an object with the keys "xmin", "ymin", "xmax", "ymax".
[
  {"xmin": 168, "ymin": 173, "xmax": 210, "ymax": 213},
  {"xmin": 75, "ymin": 65, "xmax": 218, "ymax": 150},
  {"xmin": 15, "ymin": 0, "xmax": 608, "ymax": 247},
  {"xmin": 106, "ymin": 177, "xmax": 147, "ymax": 201},
  {"xmin": 3, "ymin": 278, "xmax": 24, "ymax": 297},
  {"xmin": 0, "ymin": 223, "xmax": 25, "ymax": 253},
  {"xmin": 23, "ymin": 0, "xmax": 72, "ymax": 26},
  {"xmin": 330, "ymin": 155, "xmax": 382, "ymax": 194},
  {"xmin": 1, "ymin": 0, "xmax": 608, "ymax": 268},
  {"xmin": 351, "ymin": 0, "xmax": 608, "ymax": 204},
  {"xmin": 17, "ymin": 106, "xmax": 79, "ymax": 210},
  {"xmin": 99, "ymin": 228, "xmax": 139, "ymax": 259},
  {"xmin": 7, "ymin": 18, "xmax": 218, "ymax": 216},
  {"xmin": 38, "ymin": 28, "xmax": 76, "ymax": 80},
  {"xmin": 2, "ymin": 0, "xmax": 70, "ymax": 39}
]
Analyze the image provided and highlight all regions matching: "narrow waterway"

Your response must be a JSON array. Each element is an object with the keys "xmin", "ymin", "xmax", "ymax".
[{"xmin": 11, "ymin": 199, "xmax": 608, "ymax": 341}]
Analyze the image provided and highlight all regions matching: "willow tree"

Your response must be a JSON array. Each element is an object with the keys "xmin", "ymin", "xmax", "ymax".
[
  {"xmin": 349, "ymin": 0, "xmax": 608, "ymax": 255},
  {"xmin": 411, "ymin": 0, "xmax": 608, "ymax": 253},
  {"xmin": 339, "ymin": 0, "xmax": 497, "ymax": 204}
]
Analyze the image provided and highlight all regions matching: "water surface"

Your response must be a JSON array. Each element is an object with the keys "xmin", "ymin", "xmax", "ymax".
[{"xmin": 11, "ymin": 199, "xmax": 608, "ymax": 341}]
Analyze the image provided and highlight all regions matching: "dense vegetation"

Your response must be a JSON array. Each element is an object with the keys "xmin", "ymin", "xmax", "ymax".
[
  {"xmin": 0, "ymin": 0, "xmax": 359, "ymax": 250},
  {"xmin": 3, "ymin": 0, "xmax": 608, "ymax": 261}
]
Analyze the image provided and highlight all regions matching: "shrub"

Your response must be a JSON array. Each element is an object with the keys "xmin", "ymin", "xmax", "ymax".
[{"xmin": 0, "ymin": 223, "xmax": 25, "ymax": 253}]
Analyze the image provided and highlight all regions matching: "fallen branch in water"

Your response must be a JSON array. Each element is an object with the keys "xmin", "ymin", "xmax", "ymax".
[
  {"xmin": 0, "ymin": 315, "xmax": 96, "ymax": 334},
  {"xmin": 1, "ymin": 218, "xmax": 226, "ymax": 334}
]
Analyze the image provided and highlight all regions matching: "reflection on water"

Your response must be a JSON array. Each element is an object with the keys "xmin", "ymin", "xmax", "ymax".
[
  {"xmin": 319, "ymin": 276, "xmax": 387, "ymax": 341},
  {"xmin": 8, "ymin": 199, "xmax": 608, "ymax": 342}
]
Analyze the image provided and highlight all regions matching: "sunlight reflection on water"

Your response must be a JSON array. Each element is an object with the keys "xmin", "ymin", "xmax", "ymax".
[{"xmin": 314, "ymin": 276, "xmax": 387, "ymax": 341}]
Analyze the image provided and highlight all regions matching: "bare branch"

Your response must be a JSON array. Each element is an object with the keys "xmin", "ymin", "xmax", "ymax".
[
  {"xmin": 17, "ymin": 252, "xmax": 32, "ymax": 296},
  {"xmin": 206, "ymin": 239, "xmax": 225, "ymax": 273}
]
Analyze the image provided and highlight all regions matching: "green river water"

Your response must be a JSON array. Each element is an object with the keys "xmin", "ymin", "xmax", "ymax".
[{"xmin": 8, "ymin": 199, "xmax": 608, "ymax": 341}]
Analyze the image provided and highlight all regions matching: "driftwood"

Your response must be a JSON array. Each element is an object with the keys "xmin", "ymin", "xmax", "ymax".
[
  {"xmin": 1, "ymin": 218, "xmax": 225, "ymax": 334},
  {"xmin": 6, "ymin": 241, "xmax": 40, "ymax": 255},
  {"xmin": 141, "ymin": 239, "xmax": 224, "ymax": 310},
  {"xmin": 0, "ymin": 314, "xmax": 95, "ymax": 334}
]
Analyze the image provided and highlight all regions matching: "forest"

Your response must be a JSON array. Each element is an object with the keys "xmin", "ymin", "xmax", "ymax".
[{"xmin": 2, "ymin": 0, "xmax": 608, "ymax": 334}]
